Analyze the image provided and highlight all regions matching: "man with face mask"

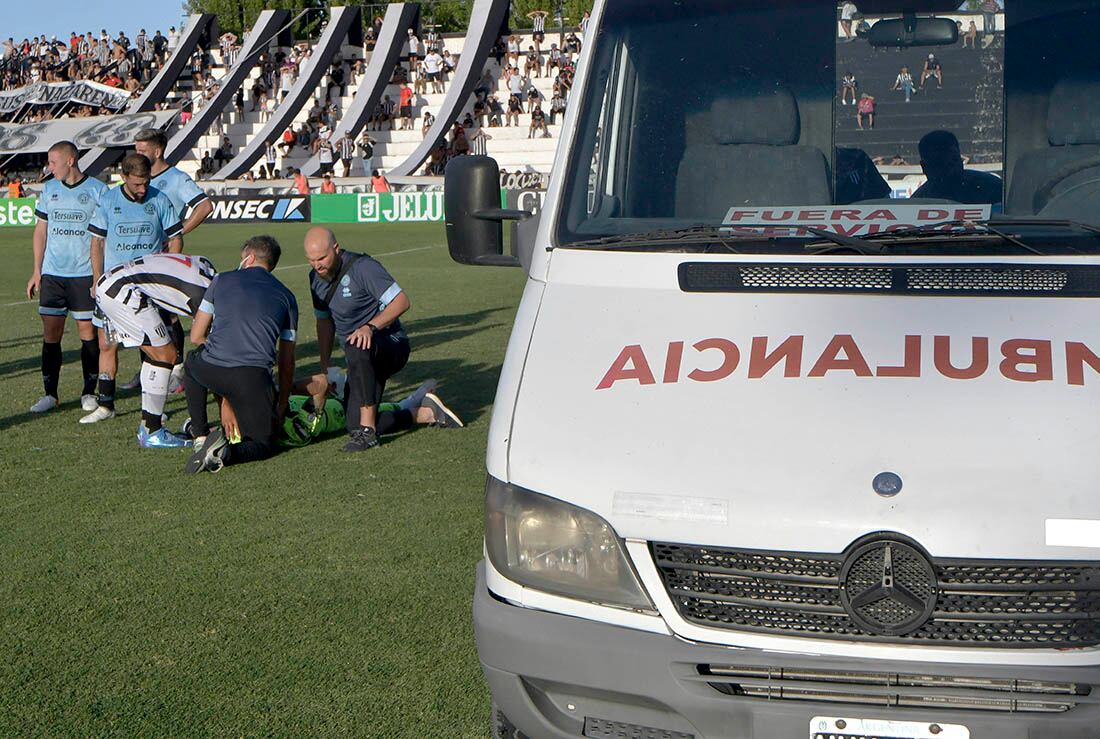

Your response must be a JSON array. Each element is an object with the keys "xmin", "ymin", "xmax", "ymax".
[
  {"xmin": 911, "ymin": 129, "xmax": 1003, "ymax": 204},
  {"xmin": 183, "ymin": 235, "xmax": 298, "ymax": 473}
]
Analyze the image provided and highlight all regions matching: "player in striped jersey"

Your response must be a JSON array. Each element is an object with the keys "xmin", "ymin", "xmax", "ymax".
[
  {"xmin": 83, "ymin": 152, "xmax": 183, "ymax": 425},
  {"xmin": 96, "ymin": 253, "xmax": 217, "ymax": 447},
  {"xmin": 133, "ymin": 128, "xmax": 213, "ymax": 392},
  {"xmin": 26, "ymin": 140, "xmax": 107, "ymax": 415}
]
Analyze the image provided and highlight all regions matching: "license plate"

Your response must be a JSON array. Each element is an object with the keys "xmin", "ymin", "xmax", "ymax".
[{"xmin": 810, "ymin": 716, "xmax": 970, "ymax": 739}]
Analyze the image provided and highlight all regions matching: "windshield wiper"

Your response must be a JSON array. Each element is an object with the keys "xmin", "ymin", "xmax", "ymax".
[
  {"xmin": 561, "ymin": 226, "xmax": 749, "ymax": 253},
  {"xmin": 563, "ymin": 224, "xmax": 884, "ymax": 254},
  {"xmin": 805, "ymin": 219, "xmax": 1053, "ymax": 256}
]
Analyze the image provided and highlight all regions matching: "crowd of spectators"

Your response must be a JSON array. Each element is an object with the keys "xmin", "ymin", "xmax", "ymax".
[{"xmin": 0, "ymin": 28, "xmax": 177, "ymax": 122}]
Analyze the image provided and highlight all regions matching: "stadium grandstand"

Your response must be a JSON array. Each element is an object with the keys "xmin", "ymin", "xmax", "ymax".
[{"xmin": 0, "ymin": 1, "xmax": 590, "ymax": 196}]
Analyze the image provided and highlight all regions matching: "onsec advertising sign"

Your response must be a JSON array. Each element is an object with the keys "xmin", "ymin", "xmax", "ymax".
[{"xmin": 207, "ymin": 195, "xmax": 311, "ymax": 223}]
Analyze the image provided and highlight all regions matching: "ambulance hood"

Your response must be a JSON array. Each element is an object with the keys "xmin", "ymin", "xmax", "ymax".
[{"xmin": 506, "ymin": 250, "xmax": 1100, "ymax": 560}]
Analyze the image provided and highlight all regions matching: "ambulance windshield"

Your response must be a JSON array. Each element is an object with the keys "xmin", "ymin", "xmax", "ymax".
[{"xmin": 557, "ymin": 0, "xmax": 1100, "ymax": 252}]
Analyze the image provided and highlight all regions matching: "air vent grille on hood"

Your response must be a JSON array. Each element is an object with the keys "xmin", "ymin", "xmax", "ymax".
[{"xmin": 678, "ymin": 262, "xmax": 1100, "ymax": 297}]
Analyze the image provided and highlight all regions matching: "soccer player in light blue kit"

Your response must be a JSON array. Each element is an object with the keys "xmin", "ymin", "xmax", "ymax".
[
  {"xmin": 81, "ymin": 152, "xmax": 183, "ymax": 426},
  {"xmin": 26, "ymin": 140, "xmax": 107, "ymax": 415},
  {"xmin": 132, "ymin": 128, "xmax": 213, "ymax": 392}
]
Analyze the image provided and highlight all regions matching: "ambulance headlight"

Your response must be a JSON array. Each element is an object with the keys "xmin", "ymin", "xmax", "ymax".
[{"xmin": 485, "ymin": 476, "xmax": 655, "ymax": 612}]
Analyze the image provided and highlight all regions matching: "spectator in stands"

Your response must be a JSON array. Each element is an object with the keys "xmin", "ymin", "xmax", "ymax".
[
  {"xmin": 424, "ymin": 48, "xmax": 444, "ymax": 93},
  {"xmin": 321, "ymin": 174, "xmax": 336, "ymax": 193},
  {"xmin": 529, "ymin": 9, "xmax": 549, "ymax": 53},
  {"xmin": 550, "ymin": 89, "xmax": 567, "ymax": 124},
  {"xmin": 470, "ymin": 127, "xmax": 491, "ymax": 156},
  {"xmin": 327, "ymin": 62, "xmax": 347, "ymax": 100},
  {"xmin": 198, "ymin": 151, "xmax": 215, "ymax": 178},
  {"xmin": 856, "ymin": 93, "xmax": 875, "ymax": 130},
  {"xmin": 529, "ymin": 104, "xmax": 549, "ymax": 138},
  {"xmin": 338, "ymin": 132, "xmax": 356, "ymax": 177},
  {"xmin": 399, "ymin": 80, "xmax": 414, "ymax": 130},
  {"xmin": 912, "ymin": 129, "xmax": 1002, "ymax": 204},
  {"xmin": 920, "ymin": 53, "xmax": 943, "ymax": 90},
  {"xmin": 451, "ymin": 123, "xmax": 470, "ymax": 157},
  {"xmin": 425, "ymin": 145, "xmax": 446, "ymax": 175},
  {"xmin": 506, "ymin": 94, "xmax": 522, "ymax": 127},
  {"xmin": 293, "ymin": 168, "xmax": 310, "ymax": 195},
  {"xmin": 371, "ymin": 169, "xmax": 390, "ymax": 193},
  {"xmin": 359, "ymin": 133, "xmax": 376, "ymax": 174},
  {"xmin": 488, "ymin": 95, "xmax": 504, "ymax": 127},
  {"xmin": 491, "ymin": 37, "xmax": 507, "ymax": 67},
  {"xmin": 421, "ymin": 111, "xmax": 435, "ymax": 136},
  {"xmin": 982, "ymin": 0, "xmax": 1000, "ymax": 45},
  {"xmin": 407, "ymin": 29, "xmax": 420, "ymax": 78},
  {"xmin": 526, "ymin": 78, "xmax": 540, "ymax": 113},
  {"xmin": 507, "ymin": 35, "xmax": 520, "ymax": 67},
  {"xmin": 264, "ymin": 140, "xmax": 279, "ymax": 178},
  {"xmin": 442, "ymin": 50, "xmax": 455, "ymax": 80},
  {"xmin": 892, "ymin": 66, "xmax": 915, "ymax": 103},
  {"xmin": 462, "ymin": 112, "xmax": 475, "ymax": 130},
  {"xmin": 473, "ymin": 97, "xmax": 489, "ymax": 127},
  {"xmin": 318, "ymin": 138, "xmax": 335, "ymax": 175},
  {"xmin": 841, "ymin": 71, "xmax": 858, "ymax": 106},
  {"xmin": 214, "ymin": 136, "xmax": 233, "ymax": 167},
  {"xmin": 382, "ymin": 95, "xmax": 396, "ymax": 130},
  {"xmin": 548, "ymin": 44, "xmax": 562, "ymax": 73},
  {"xmin": 840, "ymin": 2, "xmax": 858, "ymax": 42},
  {"xmin": 565, "ymin": 32, "xmax": 581, "ymax": 55},
  {"xmin": 962, "ymin": 19, "xmax": 978, "ymax": 49},
  {"xmin": 414, "ymin": 60, "xmax": 428, "ymax": 95},
  {"xmin": 280, "ymin": 127, "xmax": 296, "ymax": 155},
  {"xmin": 259, "ymin": 92, "xmax": 272, "ymax": 122},
  {"xmin": 507, "ymin": 66, "xmax": 524, "ymax": 99},
  {"xmin": 234, "ymin": 88, "xmax": 245, "ymax": 120},
  {"xmin": 525, "ymin": 46, "xmax": 542, "ymax": 78}
]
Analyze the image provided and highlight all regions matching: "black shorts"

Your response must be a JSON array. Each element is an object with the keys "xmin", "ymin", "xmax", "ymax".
[
  {"xmin": 426, "ymin": 71, "xmax": 440, "ymax": 81},
  {"xmin": 39, "ymin": 274, "xmax": 94, "ymax": 320},
  {"xmin": 533, "ymin": 32, "xmax": 545, "ymax": 42},
  {"xmin": 401, "ymin": 104, "xmax": 412, "ymax": 117}
]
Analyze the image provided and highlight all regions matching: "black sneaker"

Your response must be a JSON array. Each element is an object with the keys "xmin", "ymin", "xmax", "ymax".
[
  {"xmin": 343, "ymin": 427, "xmax": 380, "ymax": 452},
  {"xmin": 184, "ymin": 428, "xmax": 230, "ymax": 473},
  {"xmin": 423, "ymin": 392, "xmax": 464, "ymax": 428}
]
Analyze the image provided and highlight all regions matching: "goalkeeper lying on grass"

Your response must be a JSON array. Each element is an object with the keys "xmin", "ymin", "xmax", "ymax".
[{"xmin": 184, "ymin": 372, "xmax": 462, "ymax": 472}]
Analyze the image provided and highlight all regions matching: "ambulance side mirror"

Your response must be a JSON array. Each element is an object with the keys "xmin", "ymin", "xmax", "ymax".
[{"xmin": 444, "ymin": 155, "xmax": 529, "ymax": 267}]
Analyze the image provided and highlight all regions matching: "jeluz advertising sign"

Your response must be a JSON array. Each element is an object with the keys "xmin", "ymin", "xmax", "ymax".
[{"xmin": 0, "ymin": 198, "xmax": 38, "ymax": 227}]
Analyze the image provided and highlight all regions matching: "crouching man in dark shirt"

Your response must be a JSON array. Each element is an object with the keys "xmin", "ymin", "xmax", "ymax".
[
  {"xmin": 183, "ymin": 235, "xmax": 298, "ymax": 473},
  {"xmin": 304, "ymin": 226, "xmax": 413, "ymax": 452}
]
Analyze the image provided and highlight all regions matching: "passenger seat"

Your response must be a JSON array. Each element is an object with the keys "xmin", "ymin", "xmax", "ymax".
[{"xmin": 675, "ymin": 84, "xmax": 831, "ymax": 219}]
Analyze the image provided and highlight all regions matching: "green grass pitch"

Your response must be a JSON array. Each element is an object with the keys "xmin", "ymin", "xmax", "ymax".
[{"xmin": 0, "ymin": 222, "xmax": 523, "ymax": 737}]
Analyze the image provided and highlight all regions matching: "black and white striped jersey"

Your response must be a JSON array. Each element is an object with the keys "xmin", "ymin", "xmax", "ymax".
[{"xmin": 97, "ymin": 253, "xmax": 217, "ymax": 318}]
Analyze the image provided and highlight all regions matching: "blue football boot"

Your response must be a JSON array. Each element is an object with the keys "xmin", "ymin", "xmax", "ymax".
[{"xmin": 138, "ymin": 423, "xmax": 192, "ymax": 449}]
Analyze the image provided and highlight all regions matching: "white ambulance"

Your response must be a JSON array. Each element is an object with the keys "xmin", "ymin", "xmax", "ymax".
[{"xmin": 444, "ymin": 1, "xmax": 1100, "ymax": 737}]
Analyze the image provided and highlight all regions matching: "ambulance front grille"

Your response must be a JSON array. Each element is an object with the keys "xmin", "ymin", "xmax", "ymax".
[{"xmin": 651, "ymin": 541, "xmax": 1100, "ymax": 648}]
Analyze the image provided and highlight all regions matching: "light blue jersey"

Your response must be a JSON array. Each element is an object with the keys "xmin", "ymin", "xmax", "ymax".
[
  {"xmin": 88, "ymin": 185, "xmax": 182, "ymax": 271},
  {"xmin": 150, "ymin": 165, "xmax": 208, "ymax": 222},
  {"xmin": 35, "ymin": 175, "xmax": 107, "ymax": 277}
]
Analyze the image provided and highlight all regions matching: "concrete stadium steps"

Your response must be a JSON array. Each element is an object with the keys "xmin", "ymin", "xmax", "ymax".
[
  {"xmin": 835, "ymin": 35, "xmax": 1003, "ymax": 165},
  {"xmin": 169, "ymin": 29, "xmax": 566, "ymax": 180}
]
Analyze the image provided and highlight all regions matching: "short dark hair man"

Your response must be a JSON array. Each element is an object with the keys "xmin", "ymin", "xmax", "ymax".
[
  {"xmin": 184, "ymin": 236, "xmax": 298, "ymax": 473},
  {"xmin": 304, "ymin": 227, "xmax": 411, "ymax": 452},
  {"xmin": 26, "ymin": 140, "xmax": 107, "ymax": 415},
  {"xmin": 912, "ymin": 129, "xmax": 1003, "ymax": 204}
]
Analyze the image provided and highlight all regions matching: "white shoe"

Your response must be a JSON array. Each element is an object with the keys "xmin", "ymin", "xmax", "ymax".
[
  {"xmin": 81, "ymin": 394, "xmax": 99, "ymax": 412},
  {"xmin": 119, "ymin": 372, "xmax": 141, "ymax": 391},
  {"xmin": 30, "ymin": 395, "xmax": 58, "ymax": 413},
  {"xmin": 79, "ymin": 406, "xmax": 116, "ymax": 424}
]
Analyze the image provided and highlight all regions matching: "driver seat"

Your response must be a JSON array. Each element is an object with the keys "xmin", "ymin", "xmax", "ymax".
[{"xmin": 1006, "ymin": 75, "xmax": 1100, "ymax": 215}]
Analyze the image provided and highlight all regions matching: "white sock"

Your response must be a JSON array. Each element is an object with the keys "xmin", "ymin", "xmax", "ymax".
[{"xmin": 140, "ymin": 360, "xmax": 172, "ymax": 419}]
